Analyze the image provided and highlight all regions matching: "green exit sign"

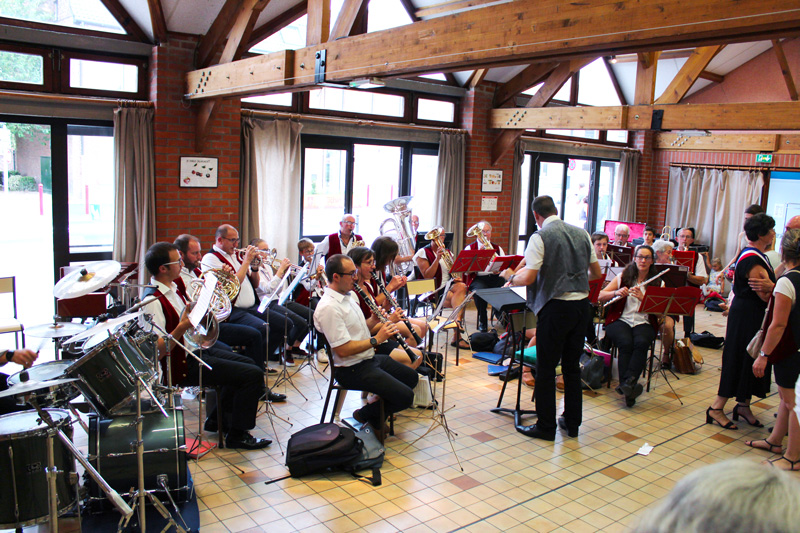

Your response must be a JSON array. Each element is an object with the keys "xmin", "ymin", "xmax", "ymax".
[{"xmin": 756, "ymin": 153, "xmax": 773, "ymax": 163}]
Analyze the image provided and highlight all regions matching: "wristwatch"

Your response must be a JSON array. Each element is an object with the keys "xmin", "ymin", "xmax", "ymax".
[
  {"xmin": 509, "ymin": 274, "xmax": 515, "ymax": 285},
  {"xmin": 369, "ymin": 337, "xmax": 378, "ymax": 347},
  {"xmin": 759, "ymin": 350, "xmax": 768, "ymax": 358}
]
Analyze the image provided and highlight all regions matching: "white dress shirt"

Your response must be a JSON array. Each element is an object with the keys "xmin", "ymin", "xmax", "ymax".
[
  {"xmin": 201, "ymin": 245, "xmax": 256, "ymax": 308},
  {"xmin": 313, "ymin": 287, "xmax": 374, "ymax": 368}
]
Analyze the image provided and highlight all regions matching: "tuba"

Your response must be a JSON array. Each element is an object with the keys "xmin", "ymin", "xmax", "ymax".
[
  {"xmin": 379, "ymin": 196, "xmax": 416, "ymax": 272},
  {"xmin": 425, "ymin": 226, "xmax": 460, "ymax": 281}
]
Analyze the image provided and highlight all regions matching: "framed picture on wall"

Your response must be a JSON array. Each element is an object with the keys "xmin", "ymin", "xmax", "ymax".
[
  {"xmin": 481, "ymin": 169, "xmax": 503, "ymax": 192},
  {"xmin": 180, "ymin": 156, "xmax": 218, "ymax": 188}
]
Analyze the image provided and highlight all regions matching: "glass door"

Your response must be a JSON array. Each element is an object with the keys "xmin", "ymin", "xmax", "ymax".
[{"xmin": 301, "ymin": 145, "xmax": 349, "ymax": 237}]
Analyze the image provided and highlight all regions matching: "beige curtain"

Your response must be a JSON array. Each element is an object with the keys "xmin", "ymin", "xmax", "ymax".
[
  {"xmin": 665, "ymin": 167, "xmax": 763, "ymax": 264},
  {"xmin": 241, "ymin": 117, "xmax": 303, "ymax": 259},
  {"xmin": 612, "ymin": 150, "xmax": 639, "ymax": 222},
  {"xmin": 433, "ymin": 131, "xmax": 466, "ymax": 253},
  {"xmin": 508, "ymin": 139, "xmax": 525, "ymax": 254},
  {"xmin": 113, "ymin": 107, "xmax": 156, "ymax": 284}
]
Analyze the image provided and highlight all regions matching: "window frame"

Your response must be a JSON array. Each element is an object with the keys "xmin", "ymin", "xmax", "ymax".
[
  {"xmin": 300, "ymin": 134, "xmax": 438, "ymax": 242},
  {"xmin": 0, "ymin": 43, "xmax": 53, "ymax": 92}
]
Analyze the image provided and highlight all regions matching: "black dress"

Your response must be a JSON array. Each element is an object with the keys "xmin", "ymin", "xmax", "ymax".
[{"xmin": 717, "ymin": 248, "xmax": 775, "ymax": 401}]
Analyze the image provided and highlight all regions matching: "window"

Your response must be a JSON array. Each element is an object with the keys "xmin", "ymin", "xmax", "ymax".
[
  {"xmin": 416, "ymin": 98, "xmax": 455, "ymax": 123},
  {"xmin": 518, "ymin": 152, "xmax": 620, "ymax": 242},
  {"xmin": 242, "ymin": 93, "xmax": 294, "ymax": 107},
  {"xmin": 0, "ymin": 0, "xmax": 125, "ymax": 34},
  {"xmin": 0, "ymin": 45, "xmax": 51, "ymax": 91},
  {"xmin": 545, "ymin": 129, "xmax": 600, "ymax": 140},
  {"xmin": 67, "ymin": 58, "xmax": 139, "ymax": 93},
  {"xmin": 308, "ymin": 88, "xmax": 405, "ymax": 118},
  {"xmin": 301, "ymin": 136, "xmax": 438, "ymax": 243}
]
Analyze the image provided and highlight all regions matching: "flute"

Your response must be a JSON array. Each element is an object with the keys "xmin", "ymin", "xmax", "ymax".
[
  {"xmin": 602, "ymin": 268, "xmax": 668, "ymax": 308},
  {"xmin": 352, "ymin": 282, "xmax": 418, "ymax": 363},
  {"xmin": 371, "ymin": 271, "xmax": 425, "ymax": 346}
]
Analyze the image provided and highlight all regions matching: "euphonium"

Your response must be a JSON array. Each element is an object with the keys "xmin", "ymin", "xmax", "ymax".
[
  {"xmin": 425, "ymin": 226, "xmax": 461, "ymax": 281},
  {"xmin": 187, "ymin": 268, "xmax": 240, "ymax": 321},
  {"xmin": 466, "ymin": 221, "xmax": 496, "ymax": 262}
]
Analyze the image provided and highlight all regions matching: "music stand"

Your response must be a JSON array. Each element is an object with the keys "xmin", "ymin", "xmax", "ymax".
[
  {"xmin": 608, "ymin": 244, "xmax": 633, "ymax": 266},
  {"xmin": 450, "ymin": 248, "xmax": 495, "ymax": 277},
  {"xmin": 638, "ymin": 286, "xmax": 702, "ymax": 403},
  {"xmin": 672, "ymin": 250, "xmax": 696, "ymax": 270},
  {"xmin": 477, "ymin": 288, "xmax": 536, "ymax": 427},
  {"xmin": 487, "ymin": 255, "xmax": 523, "ymax": 275},
  {"xmin": 655, "ymin": 264, "xmax": 690, "ymax": 288}
]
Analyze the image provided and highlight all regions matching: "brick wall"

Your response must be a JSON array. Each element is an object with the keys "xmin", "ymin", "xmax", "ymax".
[
  {"xmin": 150, "ymin": 33, "xmax": 242, "ymax": 247},
  {"xmin": 463, "ymin": 82, "xmax": 516, "ymax": 249}
]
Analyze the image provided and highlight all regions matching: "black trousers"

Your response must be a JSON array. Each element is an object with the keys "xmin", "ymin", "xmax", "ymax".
[
  {"xmin": 534, "ymin": 299, "xmax": 590, "ymax": 432},
  {"xmin": 470, "ymin": 274, "xmax": 506, "ymax": 329},
  {"xmin": 217, "ymin": 322, "xmax": 264, "ymax": 368},
  {"xmin": 605, "ymin": 320, "xmax": 656, "ymax": 382},
  {"xmin": 334, "ymin": 354, "xmax": 418, "ymax": 429},
  {"xmin": 182, "ymin": 349, "xmax": 264, "ymax": 432}
]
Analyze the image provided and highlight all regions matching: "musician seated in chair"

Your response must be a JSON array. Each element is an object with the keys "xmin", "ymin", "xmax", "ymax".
[
  {"xmin": 414, "ymin": 230, "xmax": 469, "ymax": 349},
  {"xmin": 676, "ymin": 227, "xmax": 708, "ymax": 338},
  {"xmin": 0, "ymin": 349, "xmax": 38, "ymax": 415},
  {"xmin": 348, "ymin": 246, "xmax": 424, "ymax": 369},
  {"xmin": 463, "ymin": 221, "xmax": 506, "ymax": 332},
  {"xmin": 143, "ymin": 242, "xmax": 270, "ymax": 450},
  {"xmin": 372, "ymin": 236, "xmax": 428, "ymax": 344},
  {"xmin": 316, "ymin": 214, "xmax": 363, "ymax": 262},
  {"xmin": 313, "ymin": 254, "xmax": 418, "ymax": 432},
  {"xmin": 598, "ymin": 245, "xmax": 663, "ymax": 408},
  {"xmin": 294, "ymin": 238, "xmax": 325, "ymax": 311}
]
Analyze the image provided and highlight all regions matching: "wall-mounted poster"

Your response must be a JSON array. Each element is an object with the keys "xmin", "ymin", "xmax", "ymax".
[
  {"xmin": 180, "ymin": 156, "xmax": 218, "ymax": 188},
  {"xmin": 481, "ymin": 169, "xmax": 503, "ymax": 192},
  {"xmin": 481, "ymin": 196, "xmax": 498, "ymax": 211}
]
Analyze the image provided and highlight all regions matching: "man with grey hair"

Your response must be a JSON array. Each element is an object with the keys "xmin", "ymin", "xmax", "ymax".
[
  {"xmin": 502, "ymin": 196, "xmax": 601, "ymax": 440},
  {"xmin": 613, "ymin": 224, "xmax": 631, "ymax": 246},
  {"xmin": 316, "ymin": 214, "xmax": 364, "ymax": 262},
  {"xmin": 630, "ymin": 459, "xmax": 800, "ymax": 533}
]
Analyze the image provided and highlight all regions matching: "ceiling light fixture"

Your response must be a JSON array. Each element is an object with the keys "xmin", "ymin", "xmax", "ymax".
[{"xmin": 609, "ymin": 55, "xmax": 618, "ymax": 64}]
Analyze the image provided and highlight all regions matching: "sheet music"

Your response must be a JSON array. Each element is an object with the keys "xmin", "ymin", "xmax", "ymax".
[
  {"xmin": 189, "ymin": 272, "xmax": 216, "ymax": 327},
  {"xmin": 510, "ymin": 286, "xmax": 526, "ymax": 300}
]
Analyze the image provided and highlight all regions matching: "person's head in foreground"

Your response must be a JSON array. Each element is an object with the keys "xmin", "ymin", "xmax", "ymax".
[{"xmin": 629, "ymin": 459, "xmax": 800, "ymax": 533}]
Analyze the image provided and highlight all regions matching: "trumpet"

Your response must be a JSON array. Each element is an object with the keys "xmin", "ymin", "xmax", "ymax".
[{"xmin": 235, "ymin": 247, "xmax": 280, "ymax": 270}]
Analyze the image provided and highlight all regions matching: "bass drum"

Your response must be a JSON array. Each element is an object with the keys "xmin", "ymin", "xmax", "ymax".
[
  {"xmin": 86, "ymin": 408, "xmax": 188, "ymax": 511},
  {"xmin": 0, "ymin": 409, "xmax": 76, "ymax": 529}
]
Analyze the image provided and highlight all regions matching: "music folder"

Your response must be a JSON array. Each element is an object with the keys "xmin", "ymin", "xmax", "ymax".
[
  {"xmin": 608, "ymin": 244, "xmax": 633, "ymax": 266},
  {"xmin": 450, "ymin": 248, "xmax": 495, "ymax": 276},
  {"xmin": 655, "ymin": 264, "xmax": 690, "ymax": 288},
  {"xmin": 672, "ymin": 250, "xmax": 696, "ymax": 270},
  {"xmin": 487, "ymin": 255, "xmax": 523, "ymax": 274},
  {"xmin": 638, "ymin": 286, "xmax": 702, "ymax": 317}
]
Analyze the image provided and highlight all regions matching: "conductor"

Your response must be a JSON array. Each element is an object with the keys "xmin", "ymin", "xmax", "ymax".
[{"xmin": 502, "ymin": 195, "xmax": 601, "ymax": 441}]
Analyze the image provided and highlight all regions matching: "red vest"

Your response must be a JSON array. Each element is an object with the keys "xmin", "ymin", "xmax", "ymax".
[
  {"xmin": 325, "ymin": 232, "xmax": 364, "ymax": 260},
  {"xmin": 146, "ymin": 287, "xmax": 190, "ymax": 383},
  {"xmin": 354, "ymin": 279, "xmax": 379, "ymax": 319},
  {"xmin": 422, "ymin": 245, "xmax": 443, "ymax": 289}
]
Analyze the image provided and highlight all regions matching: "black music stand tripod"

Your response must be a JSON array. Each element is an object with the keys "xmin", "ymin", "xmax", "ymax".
[{"xmin": 477, "ymin": 288, "xmax": 537, "ymax": 427}]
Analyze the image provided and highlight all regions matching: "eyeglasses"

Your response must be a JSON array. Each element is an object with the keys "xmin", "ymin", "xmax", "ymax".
[
  {"xmin": 342, "ymin": 221, "xmax": 356, "ymax": 226},
  {"xmin": 338, "ymin": 270, "xmax": 357, "ymax": 277},
  {"xmin": 163, "ymin": 259, "xmax": 183, "ymax": 267},
  {"xmin": 615, "ymin": 233, "xmax": 629, "ymax": 238},
  {"xmin": 223, "ymin": 236, "xmax": 240, "ymax": 243},
  {"xmin": 634, "ymin": 255, "xmax": 652, "ymax": 261}
]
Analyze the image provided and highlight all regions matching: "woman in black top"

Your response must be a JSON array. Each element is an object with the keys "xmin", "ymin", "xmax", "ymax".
[{"xmin": 706, "ymin": 213, "xmax": 776, "ymax": 429}]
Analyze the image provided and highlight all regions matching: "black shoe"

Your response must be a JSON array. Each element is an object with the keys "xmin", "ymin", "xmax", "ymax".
[
  {"xmin": 515, "ymin": 423, "xmax": 555, "ymax": 441},
  {"xmin": 225, "ymin": 432, "xmax": 271, "ymax": 450},
  {"xmin": 267, "ymin": 391, "xmax": 287, "ymax": 402},
  {"xmin": 558, "ymin": 416, "xmax": 579, "ymax": 438},
  {"xmin": 203, "ymin": 418, "xmax": 220, "ymax": 433},
  {"xmin": 626, "ymin": 396, "xmax": 636, "ymax": 407}
]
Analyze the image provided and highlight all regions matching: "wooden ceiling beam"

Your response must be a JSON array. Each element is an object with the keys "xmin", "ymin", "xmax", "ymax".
[
  {"xmin": 186, "ymin": 0, "xmax": 800, "ymax": 100},
  {"xmin": 491, "ymin": 58, "xmax": 593, "ymax": 165},
  {"xmin": 634, "ymin": 52, "xmax": 660, "ymax": 104},
  {"xmin": 655, "ymin": 45, "xmax": 723, "ymax": 104},
  {"xmin": 197, "ymin": 0, "xmax": 245, "ymax": 68},
  {"xmin": 99, "ymin": 0, "xmax": 150, "ymax": 43},
  {"xmin": 467, "ymin": 69, "xmax": 488, "ymax": 89},
  {"xmin": 415, "ymin": 0, "xmax": 510, "ymax": 19},
  {"xmin": 330, "ymin": 0, "xmax": 365, "ymax": 40},
  {"xmin": 610, "ymin": 50, "xmax": 693, "ymax": 63},
  {"xmin": 307, "ymin": 0, "xmax": 331, "ymax": 45},
  {"xmin": 147, "ymin": 0, "xmax": 168, "ymax": 44},
  {"xmin": 490, "ymin": 101, "xmax": 800, "ymax": 131},
  {"xmin": 493, "ymin": 62, "xmax": 558, "ymax": 107},
  {"xmin": 772, "ymin": 39, "xmax": 799, "ymax": 101},
  {"xmin": 247, "ymin": 1, "xmax": 308, "ymax": 48},
  {"xmin": 603, "ymin": 57, "xmax": 627, "ymax": 105},
  {"xmin": 698, "ymin": 70, "xmax": 724, "ymax": 83}
]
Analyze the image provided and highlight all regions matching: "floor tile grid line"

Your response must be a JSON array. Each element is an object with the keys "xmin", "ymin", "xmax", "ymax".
[{"xmin": 449, "ymin": 403, "xmax": 753, "ymax": 533}]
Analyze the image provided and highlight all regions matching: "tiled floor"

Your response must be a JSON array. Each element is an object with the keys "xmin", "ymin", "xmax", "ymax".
[
  {"xmin": 181, "ymin": 305, "xmax": 785, "ymax": 533},
  {"xmin": 5, "ymin": 305, "xmax": 785, "ymax": 532}
]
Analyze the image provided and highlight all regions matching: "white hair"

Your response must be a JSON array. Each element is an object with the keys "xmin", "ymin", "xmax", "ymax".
[
  {"xmin": 630, "ymin": 459, "xmax": 800, "ymax": 533},
  {"xmin": 652, "ymin": 239, "xmax": 675, "ymax": 254},
  {"xmin": 615, "ymin": 224, "xmax": 630, "ymax": 235}
]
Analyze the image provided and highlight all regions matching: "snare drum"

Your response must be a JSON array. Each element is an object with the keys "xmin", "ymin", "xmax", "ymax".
[
  {"xmin": 0, "ymin": 409, "xmax": 77, "ymax": 528},
  {"xmin": 7, "ymin": 362, "xmax": 79, "ymax": 408},
  {"xmin": 66, "ymin": 334, "xmax": 156, "ymax": 417},
  {"xmin": 87, "ymin": 408, "xmax": 188, "ymax": 508}
]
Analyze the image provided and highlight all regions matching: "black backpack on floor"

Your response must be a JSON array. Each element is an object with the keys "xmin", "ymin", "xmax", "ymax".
[{"xmin": 286, "ymin": 423, "xmax": 362, "ymax": 477}]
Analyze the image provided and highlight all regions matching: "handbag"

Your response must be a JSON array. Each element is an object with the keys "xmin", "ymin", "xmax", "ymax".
[
  {"xmin": 579, "ymin": 345, "xmax": 605, "ymax": 390},
  {"xmin": 747, "ymin": 295, "xmax": 798, "ymax": 363},
  {"xmin": 673, "ymin": 338, "xmax": 699, "ymax": 374},
  {"xmin": 746, "ymin": 304, "xmax": 769, "ymax": 359}
]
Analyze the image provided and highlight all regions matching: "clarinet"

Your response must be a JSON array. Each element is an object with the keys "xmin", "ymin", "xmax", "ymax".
[
  {"xmin": 352, "ymin": 282, "xmax": 418, "ymax": 363},
  {"xmin": 371, "ymin": 271, "xmax": 425, "ymax": 346}
]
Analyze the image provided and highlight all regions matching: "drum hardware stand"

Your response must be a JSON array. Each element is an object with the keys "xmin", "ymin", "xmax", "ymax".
[
  {"xmin": 25, "ymin": 397, "xmax": 134, "ymax": 532},
  {"xmin": 401, "ymin": 312, "xmax": 463, "ymax": 472}
]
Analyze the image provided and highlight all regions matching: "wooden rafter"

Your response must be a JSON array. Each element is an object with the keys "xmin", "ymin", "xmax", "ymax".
[
  {"xmin": 247, "ymin": 1, "xmax": 308, "ymax": 48},
  {"xmin": 197, "ymin": 0, "xmax": 246, "ymax": 68},
  {"xmin": 611, "ymin": 50, "xmax": 693, "ymax": 63},
  {"xmin": 467, "ymin": 69, "xmax": 488, "ymax": 89},
  {"xmin": 196, "ymin": 0, "xmax": 270, "ymax": 152},
  {"xmin": 655, "ymin": 45, "xmax": 723, "ymax": 104},
  {"xmin": 147, "ymin": 0, "xmax": 168, "ymax": 44},
  {"xmin": 330, "ymin": 0, "xmax": 365, "ymax": 41},
  {"xmin": 99, "ymin": 0, "xmax": 150, "ymax": 42},
  {"xmin": 698, "ymin": 70, "xmax": 724, "ymax": 83},
  {"xmin": 415, "ymin": 0, "xmax": 511, "ymax": 19},
  {"xmin": 490, "ymin": 101, "xmax": 800, "ymax": 131},
  {"xmin": 772, "ymin": 39, "xmax": 799, "ymax": 101},
  {"xmin": 633, "ymin": 52, "xmax": 659, "ymax": 104},
  {"xmin": 186, "ymin": 0, "xmax": 800, "ymax": 100},
  {"xmin": 307, "ymin": 0, "xmax": 331, "ymax": 45},
  {"xmin": 603, "ymin": 57, "xmax": 627, "ymax": 105},
  {"xmin": 491, "ymin": 58, "xmax": 593, "ymax": 165},
  {"xmin": 493, "ymin": 62, "xmax": 558, "ymax": 107}
]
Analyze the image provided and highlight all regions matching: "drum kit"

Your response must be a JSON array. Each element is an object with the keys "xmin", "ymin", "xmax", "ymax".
[{"xmin": 0, "ymin": 260, "xmax": 194, "ymax": 533}]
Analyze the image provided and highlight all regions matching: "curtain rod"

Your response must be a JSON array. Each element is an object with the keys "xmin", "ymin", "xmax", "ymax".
[
  {"xmin": 0, "ymin": 89, "xmax": 152, "ymax": 108},
  {"xmin": 668, "ymin": 163, "xmax": 795, "ymax": 172},
  {"xmin": 241, "ymin": 108, "xmax": 466, "ymax": 134}
]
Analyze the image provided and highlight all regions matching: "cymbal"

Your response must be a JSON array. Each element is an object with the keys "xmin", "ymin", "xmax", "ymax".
[
  {"xmin": 0, "ymin": 377, "xmax": 79, "ymax": 400},
  {"xmin": 64, "ymin": 310, "xmax": 143, "ymax": 345},
  {"xmin": 53, "ymin": 260, "xmax": 121, "ymax": 299},
  {"xmin": 26, "ymin": 322, "xmax": 88, "ymax": 339}
]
